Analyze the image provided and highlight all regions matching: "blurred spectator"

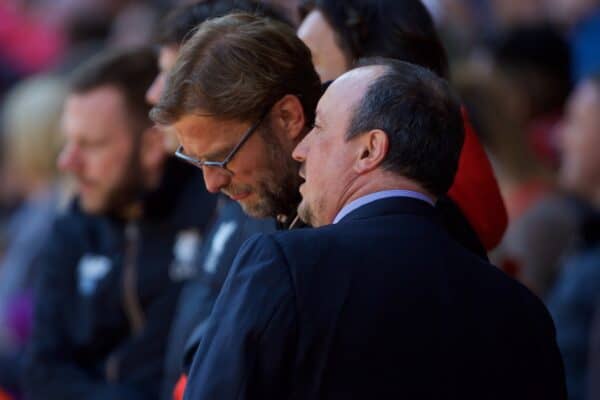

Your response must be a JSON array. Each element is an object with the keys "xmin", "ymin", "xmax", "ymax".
[
  {"xmin": 0, "ymin": 75, "xmax": 66, "ymax": 397},
  {"xmin": 490, "ymin": 23, "xmax": 572, "ymax": 170},
  {"xmin": 260, "ymin": 0, "xmax": 301, "ymax": 25},
  {"xmin": 455, "ymin": 65, "xmax": 555, "ymax": 219},
  {"xmin": 456, "ymin": 64, "xmax": 577, "ymax": 297},
  {"xmin": 23, "ymin": 48, "xmax": 216, "ymax": 400},
  {"xmin": 456, "ymin": 23, "xmax": 578, "ymax": 296},
  {"xmin": 146, "ymin": 2, "xmax": 286, "ymax": 398},
  {"xmin": 455, "ymin": 23, "xmax": 578, "ymax": 295},
  {"xmin": 0, "ymin": 0, "xmax": 65, "ymax": 95},
  {"xmin": 547, "ymin": 74, "xmax": 600, "ymax": 400},
  {"xmin": 297, "ymin": 0, "xmax": 507, "ymax": 255},
  {"xmin": 107, "ymin": 2, "xmax": 161, "ymax": 50}
]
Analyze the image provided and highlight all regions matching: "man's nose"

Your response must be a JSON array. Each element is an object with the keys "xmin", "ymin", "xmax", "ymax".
[
  {"xmin": 57, "ymin": 143, "xmax": 81, "ymax": 173},
  {"xmin": 202, "ymin": 167, "xmax": 231, "ymax": 194},
  {"xmin": 292, "ymin": 134, "xmax": 309, "ymax": 162},
  {"xmin": 146, "ymin": 73, "xmax": 165, "ymax": 106}
]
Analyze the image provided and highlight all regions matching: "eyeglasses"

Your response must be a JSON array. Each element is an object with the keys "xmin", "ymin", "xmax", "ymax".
[{"xmin": 175, "ymin": 109, "xmax": 269, "ymax": 174}]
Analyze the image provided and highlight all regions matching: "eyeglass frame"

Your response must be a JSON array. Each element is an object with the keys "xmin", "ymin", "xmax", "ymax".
[{"xmin": 174, "ymin": 107, "xmax": 270, "ymax": 174}]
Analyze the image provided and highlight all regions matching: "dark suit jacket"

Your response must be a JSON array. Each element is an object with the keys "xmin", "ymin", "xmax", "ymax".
[{"xmin": 184, "ymin": 197, "xmax": 566, "ymax": 400}]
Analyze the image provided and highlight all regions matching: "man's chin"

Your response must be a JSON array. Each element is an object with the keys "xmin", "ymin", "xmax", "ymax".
[
  {"xmin": 297, "ymin": 200, "xmax": 315, "ymax": 226},
  {"xmin": 238, "ymin": 200, "xmax": 268, "ymax": 218},
  {"xmin": 79, "ymin": 197, "xmax": 106, "ymax": 215},
  {"xmin": 237, "ymin": 194, "xmax": 279, "ymax": 219}
]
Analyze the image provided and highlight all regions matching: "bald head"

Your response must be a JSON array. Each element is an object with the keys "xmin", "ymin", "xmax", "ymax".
[
  {"xmin": 318, "ymin": 65, "xmax": 387, "ymax": 135},
  {"xmin": 344, "ymin": 59, "xmax": 465, "ymax": 195}
]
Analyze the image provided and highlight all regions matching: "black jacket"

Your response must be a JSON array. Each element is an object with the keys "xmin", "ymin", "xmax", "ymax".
[
  {"xmin": 23, "ymin": 159, "xmax": 217, "ymax": 400},
  {"xmin": 184, "ymin": 196, "xmax": 566, "ymax": 400},
  {"xmin": 162, "ymin": 197, "xmax": 276, "ymax": 399}
]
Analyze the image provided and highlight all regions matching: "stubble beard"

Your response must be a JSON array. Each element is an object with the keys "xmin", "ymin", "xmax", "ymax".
[
  {"xmin": 88, "ymin": 146, "xmax": 145, "ymax": 217},
  {"xmin": 240, "ymin": 155, "xmax": 302, "ymax": 219},
  {"xmin": 297, "ymin": 198, "xmax": 315, "ymax": 227},
  {"xmin": 239, "ymin": 126, "xmax": 303, "ymax": 219}
]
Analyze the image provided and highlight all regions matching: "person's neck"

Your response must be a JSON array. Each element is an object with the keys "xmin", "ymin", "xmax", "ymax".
[
  {"xmin": 114, "ymin": 164, "xmax": 165, "ymax": 222},
  {"xmin": 331, "ymin": 172, "xmax": 434, "ymax": 222},
  {"xmin": 117, "ymin": 201, "xmax": 143, "ymax": 221}
]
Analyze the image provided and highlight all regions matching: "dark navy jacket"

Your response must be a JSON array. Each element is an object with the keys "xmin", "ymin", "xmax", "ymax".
[
  {"xmin": 23, "ymin": 159, "xmax": 217, "ymax": 400},
  {"xmin": 184, "ymin": 197, "xmax": 566, "ymax": 400},
  {"xmin": 162, "ymin": 197, "xmax": 276, "ymax": 399}
]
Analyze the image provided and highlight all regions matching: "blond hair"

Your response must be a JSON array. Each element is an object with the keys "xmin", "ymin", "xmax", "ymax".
[{"xmin": 2, "ymin": 75, "xmax": 66, "ymax": 181}]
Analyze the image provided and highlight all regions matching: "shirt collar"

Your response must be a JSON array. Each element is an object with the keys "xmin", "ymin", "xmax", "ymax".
[{"xmin": 333, "ymin": 190, "xmax": 435, "ymax": 224}]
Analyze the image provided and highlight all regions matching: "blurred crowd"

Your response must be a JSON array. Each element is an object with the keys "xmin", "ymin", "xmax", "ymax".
[{"xmin": 0, "ymin": 0, "xmax": 599, "ymax": 399}]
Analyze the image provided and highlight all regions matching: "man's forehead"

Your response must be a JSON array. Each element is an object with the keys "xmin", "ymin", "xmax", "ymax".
[
  {"xmin": 318, "ymin": 65, "xmax": 386, "ymax": 117},
  {"xmin": 62, "ymin": 86, "xmax": 129, "ymax": 135},
  {"xmin": 171, "ymin": 113, "xmax": 245, "ymax": 155},
  {"xmin": 66, "ymin": 85, "xmax": 126, "ymax": 112},
  {"xmin": 173, "ymin": 113, "xmax": 241, "ymax": 136}
]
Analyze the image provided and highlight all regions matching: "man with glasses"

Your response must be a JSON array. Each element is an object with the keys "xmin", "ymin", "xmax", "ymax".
[
  {"xmin": 145, "ymin": 3, "xmax": 288, "ymax": 398},
  {"xmin": 151, "ymin": 13, "xmax": 322, "ymax": 228},
  {"xmin": 174, "ymin": 109, "xmax": 269, "ymax": 175}
]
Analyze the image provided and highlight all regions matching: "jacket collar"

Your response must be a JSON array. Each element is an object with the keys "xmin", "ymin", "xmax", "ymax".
[
  {"xmin": 338, "ymin": 196, "xmax": 439, "ymax": 224},
  {"xmin": 71, "ymin": 156, "xmax": 204, "ymax": 224}
]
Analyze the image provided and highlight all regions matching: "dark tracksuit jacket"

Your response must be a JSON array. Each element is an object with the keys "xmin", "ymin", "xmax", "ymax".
[
  {"xmin": 162, "ymin": 197, "xmax": 276, "ymax": 399},
  {"xmin": 23, "ymin": 159, "xmax": 217, "ymax": 400}
]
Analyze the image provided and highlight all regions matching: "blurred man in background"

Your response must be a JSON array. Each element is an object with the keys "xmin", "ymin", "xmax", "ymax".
[
  {"xmin": 23, "ymin": 48, "xmax": 216, "ymax": 400},
  {"xmin": 547, "ymin": 73, "xmax": 600, "ymax": 400},
  {"xmin": 0, "ymin": 76, "xmax": 66, "ymax": 398}
]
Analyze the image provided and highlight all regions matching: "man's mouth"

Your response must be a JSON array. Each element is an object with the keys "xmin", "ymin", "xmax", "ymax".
[
  {"xmin": 298, "ymin": 164, "xmax": 306, "ymax": 180},
  {"xmin": 76, "ymin": 177, "xmax": 95, "ymax": 193},
  {"xmin": 223, "ymin": 189, "xmax": 252, "ymax": 201}
]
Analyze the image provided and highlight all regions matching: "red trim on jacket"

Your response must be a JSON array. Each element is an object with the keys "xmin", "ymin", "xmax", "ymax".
[{"xmin": 173, "ymin": 374, "xmax": 187, "ymax": 400}]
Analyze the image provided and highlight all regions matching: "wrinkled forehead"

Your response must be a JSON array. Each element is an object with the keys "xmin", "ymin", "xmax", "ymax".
[{"xmin": 170, "ymin": 112, "xmax": 246, "ymax": 152}]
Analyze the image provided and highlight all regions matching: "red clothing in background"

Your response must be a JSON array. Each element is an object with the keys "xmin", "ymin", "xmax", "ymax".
[{"xmin": 448, "ymin": 109, "xmax": 507, "ymax": 250}]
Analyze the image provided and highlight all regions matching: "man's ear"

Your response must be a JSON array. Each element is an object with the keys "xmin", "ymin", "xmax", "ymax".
[
  {"xmin": 140, "ymin": 126, "xmax": 167, "ymax": 171},
  {"xmin": 354, "ymin": 129, "xmax": 389, "ymax": 174},
  {"xmin": 272, "ymin": 94, "xmax": 306, "ymax": 142}
]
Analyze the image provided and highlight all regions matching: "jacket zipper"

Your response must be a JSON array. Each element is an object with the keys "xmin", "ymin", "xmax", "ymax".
[
  {"xmin": 123, "ymin": 221, "xmax": 145, "ymax": 334},
  {"xmin": 106, "ymin": 221, "xmax": 146, "ymax": 382}
]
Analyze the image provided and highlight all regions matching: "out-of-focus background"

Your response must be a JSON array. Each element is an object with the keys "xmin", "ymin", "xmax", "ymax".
[
  {"xmin": 3, "ymin": 0, "xmax": 598, "ymax": 254},
  {"xmin": 1, "ymin": 0, "xmax": 600, "ymax": 399}
]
